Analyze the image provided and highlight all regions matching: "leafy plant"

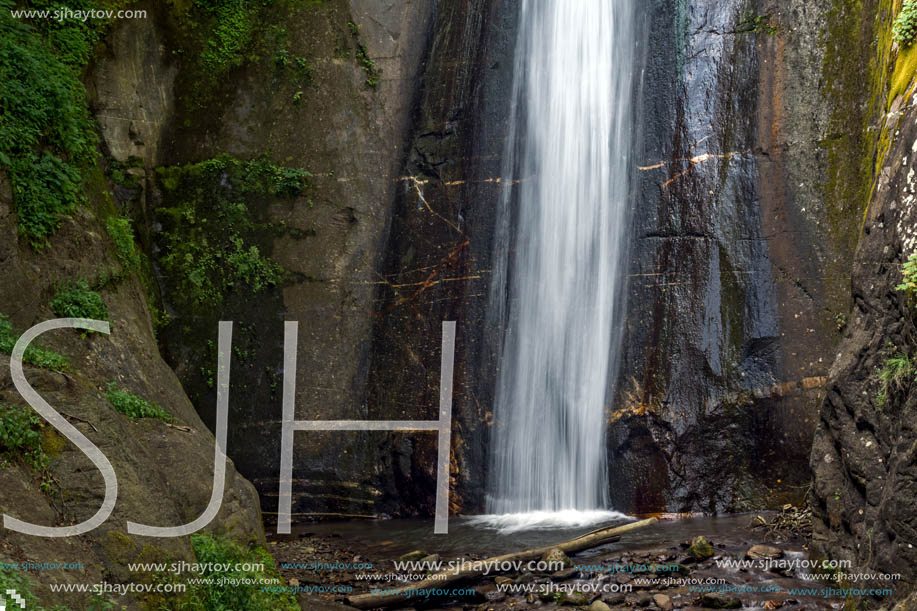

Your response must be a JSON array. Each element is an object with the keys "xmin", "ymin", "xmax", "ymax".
[
  {"xmin": 347, "ymin": 21, "xmax": 380, "ymax": 88},
  {"xmin": 0, "ymin": 403, "xmax": 54, "ymax": 493},
  {"xmin": 875, "ymin": 352, "xmax": 915, "ymax": 407},
  {"xmin": 897, "ymin": 252, "xmax": 917, "ymax": 295},
  {"xmin": 51, "ymin": 281, "xmax": 109, "ymax": 321},
  {"xmin": 104, "ymin": 383, "xmax": 173, "ymax": 422},
  {"xmin": 0, "ymin": 403, "xmax": 45, "ymax": 468},
  {"xmin": 0, "ymin": 568, "xmax": 44, "ymax": 610},
  {"xmin": 0, "ymin": 314, "xmax": 69, "ymax": 370},
  {"xmin": 0, "ymin": 0, "xmax": 104, "ymax": 248},
  {"xmin": 155, "ymin": 155, "xmax": 308, "ymax": 310},
  {"xmin": 184, "ymin": 533, "xmax": 300, "ymax": 611},
  {"xmin": 894, "ymin": 0, "xmax": 917, "ymax": 47},
  {"xmin": 105, "ymin": 215, "xmax": 142, "ymax": 270}
]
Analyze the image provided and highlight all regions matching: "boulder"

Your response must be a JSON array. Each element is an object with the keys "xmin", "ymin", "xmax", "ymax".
[{"xmin": 687, "ymin": 536, "xmax": 714, "ymax": 560}]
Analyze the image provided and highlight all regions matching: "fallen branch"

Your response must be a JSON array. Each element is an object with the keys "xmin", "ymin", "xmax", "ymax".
[{"xmin": 345, "ymin": 517, "xmax": 657, "ymax": 609}]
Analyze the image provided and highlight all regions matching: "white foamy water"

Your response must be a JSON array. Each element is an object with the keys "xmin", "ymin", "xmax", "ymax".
[
  {"xmin": 486, "ymin": 0, "xmax": 636, "ymax": 518},
  {"xmin": 469, "ymin": 510, "xmax": 633, "ymax": 534}
]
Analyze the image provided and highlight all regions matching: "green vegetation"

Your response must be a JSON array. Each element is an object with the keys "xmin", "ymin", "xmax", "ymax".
[
  {"xmin": 0, "ymin": 403, "xmax": 54, "ymax": 492},
  {"xmin": 194, "ymin": 0, "xmax": 270, "ymax": 78},
  {"xmin": 104, "ymin": 382, "xmax": 173, "ymax": 422},
  {"xmin": 0, "ymin": 0, "xmax": 105, "ymax": 248},
  {"xmin": 107, "ymin": 156, "xmax": 144, "ymax": 188},
  {"xmin": 0, "ymin": 314, "xmax": 69, "ymax": 370},
  {"xmin": 348, "ymin": 21, "xmax": 380, "ymax": 88},
  {"xmin": 105, "ymin": 215, "xmax": 142, "ymax": 270},
  {"xmin": 894, "ymin": 0, "xmax": 917, "ymax": 47},
  {"xmin": 51, "ymin": 280, "xmax": 109, "ymax": 321},
  {"xmin": 736, "ymin": 13, "xmax": 777, "ymax": 35},
  {"xmin": 155, "ymin": 155, "xmax": 309, "ymax": 310},
  {"xmin": 270, "ymin": 26, "xmax": 313, "ymax": 87},
  {"xmin": 897, "ymin": 252, "xmax": 917, "ymax": 296},
  {"xmin": 0, "ymin": 568, "xmax": 50, "ymax": 610},
  {"xmin": 180, "ymin": 533, "xmax": 299, "ymax": 610},
  {"xmin": 875, "ymin": 352, "xmax": 915, "ymax": 407}
]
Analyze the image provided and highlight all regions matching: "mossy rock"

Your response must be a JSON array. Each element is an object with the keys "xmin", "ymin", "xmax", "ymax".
[
  {"xmin": 398, "ymin": 550, "xmax": 428, "ymax": 562},
  {"xmin": 687, "ymin": 535, "xmax": 714, "ymax": 560}
]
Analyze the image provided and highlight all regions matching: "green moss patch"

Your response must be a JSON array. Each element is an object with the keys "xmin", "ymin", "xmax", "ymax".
[
  {"xmin": 104, "ymin": 382, "xmax": 173, "ymax": 422},
  {"xmin": 154, "ymin": 154, "xmax": 308, "ymax": 311},
  {"xmin": 50, "ymin": 280, "xmax": 109, "ymax": 321},
  {"xmin": 890, "ymin": 40, "xmax": 917, "ymax": 102},
  {"xmin": 105, "ymin": 215, "xmax": 142, "ymax": 270},
  {"xmin": 0, "ymin": 313, "xmax": 69, "ymax": 370},
  {"xmin": 184, "ymin": 533, "xmax": 299, "ymax": 610},
  {"xmin": 0, "ymin": 403, "xmax": 55, "ymax": 493},
  {"xmin": 0, "ymin": 0, "xmax": 129, "ymax": 249}
]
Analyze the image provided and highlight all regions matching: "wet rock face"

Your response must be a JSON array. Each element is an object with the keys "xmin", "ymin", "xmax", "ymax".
[
  {"xmin": 145, "ymin": 0, "xmax": 438, "ymax": 520},
  {"xmin": 608, "ymin": 0, "xmax": 856, "ymax": 512},
  {"xmin": 809, "ymin": 106, "xmax": 917, "ymax": 591},
  {"xmin": 363, "ymin": 0, "xmax": 519, "ymax": 514}
]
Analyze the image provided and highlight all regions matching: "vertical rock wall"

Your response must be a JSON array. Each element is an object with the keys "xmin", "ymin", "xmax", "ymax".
[{"xmin": 608, "ymin": 0, "xmax": 862, "ymax": 512}]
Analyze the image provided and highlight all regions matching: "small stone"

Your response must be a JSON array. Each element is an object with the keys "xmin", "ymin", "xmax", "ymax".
[
  {"xmin": 398, "ymin": 550, "xmax": 428, "ymax": 562},
  {"xmin": 687, "ymin": 536, "xmax": 714, "ymax": 560},
  {"xmin": 699, "ymin": 592, "xmax": 742, "ymax": 608},
  {"xmin": 603, "ymin": 594, "xmax": 627, "ymax": 606},
  {"xmin": 419, "ymin": 553, "xmax": 440, "ymax": 565},
  {"xmin": 541, "ymin": 547, "xmax": 572, "ymax": 569},
  {"xmin": 634, "ymin": 592, "xmax": 654, "ymax": 607},
  {"xmin": 484, "ymin": 590, "xmax": 506, "ymax": 602},
  {"xmin": 653, "ymin": 593, "xmax": 674, "ymax": 610},
  {"xmin": 588, "ymin": 601, "xmax": 612, "ymax": 611},
  {"xmin": 495, "ymin": 576, "xmax": 514, "ymax": 585},
  {"xmin": 560, "ymin": 591, "xmax": 591, "ymax": 606},
  {"xmin": 746, "ymin": 544, "xmax": 783, "ymax": 560}
]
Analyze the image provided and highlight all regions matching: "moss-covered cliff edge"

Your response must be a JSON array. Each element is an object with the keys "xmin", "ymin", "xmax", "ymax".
[{"xmin": 809, "ymin": 0, "xmax": 917, "ymax": 601}]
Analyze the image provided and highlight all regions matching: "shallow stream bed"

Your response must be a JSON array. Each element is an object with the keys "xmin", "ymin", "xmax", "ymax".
[{"xmin": 269, "ymin": 514, "xmax": 847, "ymax": 610}]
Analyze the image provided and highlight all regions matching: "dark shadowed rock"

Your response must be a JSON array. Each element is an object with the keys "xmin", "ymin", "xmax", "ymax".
[{"xmin": 699, "ymin": 592, "xmax": 742, "ymax": 609}]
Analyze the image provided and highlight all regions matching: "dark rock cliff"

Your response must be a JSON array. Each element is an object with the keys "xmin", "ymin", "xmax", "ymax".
[
  {"xmin": 607, "ymin": 0, "xmax": 866, "ymax": 513},
  {"xmin": 362, "ymin": 0, "xmax": 518, "ymax": 515}
]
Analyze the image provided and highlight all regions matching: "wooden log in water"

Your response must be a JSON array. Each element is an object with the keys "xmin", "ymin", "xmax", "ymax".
[{"xmin": 345, "ymin": 517, "xmax": 658, "ymax": 609}]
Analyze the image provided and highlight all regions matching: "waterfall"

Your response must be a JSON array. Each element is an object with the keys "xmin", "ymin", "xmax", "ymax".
[{"xmin": 482, "ymin": 0, "xmax": 636, "ymax": 527}]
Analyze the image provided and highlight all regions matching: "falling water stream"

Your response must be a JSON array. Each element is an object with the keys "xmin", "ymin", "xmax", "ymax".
[{"xmin": 479, "ymin": 0, "xmax": 636, "ymax": 530}]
